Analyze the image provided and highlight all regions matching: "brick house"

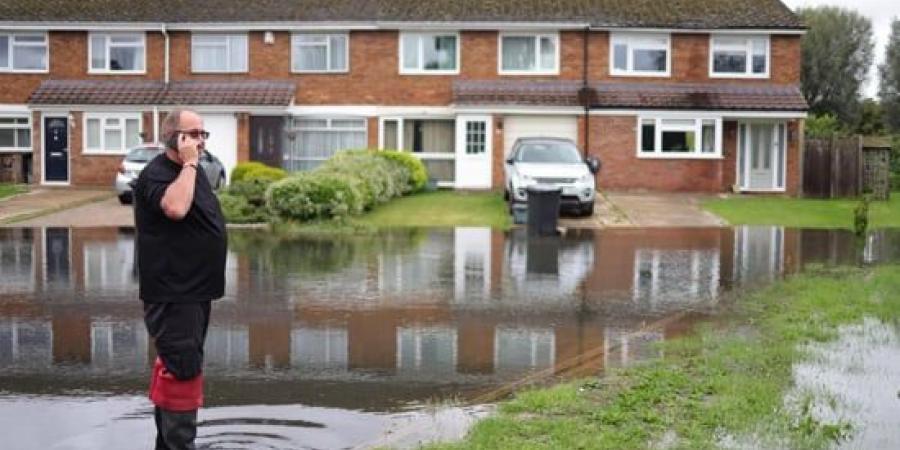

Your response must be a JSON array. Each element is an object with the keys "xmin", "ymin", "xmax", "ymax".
[{"xmin": 0, "ymin": 0, "xmax": 807, "ymax": 193}]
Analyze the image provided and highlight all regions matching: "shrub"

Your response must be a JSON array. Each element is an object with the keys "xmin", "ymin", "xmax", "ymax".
[
  {"xmin": 266, "ymin": 172, "xmax": 363, "ymax": 221},
  {"xmin": 319, "ymin": 151, "xmax": 410, "ymax": 208},
  {"xmin": 218, "ymin": 193, "xmax": 268, "ymax": 224},
  {"xmin": 231, "ymin": 162, "xmax": 287, "ymax": 184},
  {"xmin": 378, "ymin": 150, "xmax": 428, "ymax": 193}
]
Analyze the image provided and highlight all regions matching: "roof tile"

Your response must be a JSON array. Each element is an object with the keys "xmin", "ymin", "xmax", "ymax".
[{"xmin": 27, "ymin": 80, "xmax": 296, "ymax": 106}]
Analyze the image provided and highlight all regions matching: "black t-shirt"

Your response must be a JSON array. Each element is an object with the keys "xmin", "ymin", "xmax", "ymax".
[{"xmin": 133, "ymin": 153, "xmax": 227, "ymax": 303}]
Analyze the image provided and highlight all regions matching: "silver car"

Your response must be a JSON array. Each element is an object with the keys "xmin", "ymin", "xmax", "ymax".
[
  {"xmin": 114, "ymin": 144, "xmax": 226, "ymax": 204},
  {"xmin": 504, "ymin": 138, "xmax": 601, "ymax": 216}
]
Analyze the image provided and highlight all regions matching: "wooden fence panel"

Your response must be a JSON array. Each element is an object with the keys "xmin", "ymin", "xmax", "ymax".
[
  {"xmin": 803, "ymin": 139, "xmax": 832, "ymax": 198},
  {"xmin": 803, "ymin": 137, "xmax": 862, "ymax": 198}
]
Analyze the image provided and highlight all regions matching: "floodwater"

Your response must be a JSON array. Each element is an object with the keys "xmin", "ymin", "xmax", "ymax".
[{"xmin": 0, "ymin": 226, "xmax": 897, "ymax": 449}]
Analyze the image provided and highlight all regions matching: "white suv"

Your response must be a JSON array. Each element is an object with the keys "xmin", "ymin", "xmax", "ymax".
[{"xmin": 504, "ymin": 138, "xmax": 600, "ymax": 216}]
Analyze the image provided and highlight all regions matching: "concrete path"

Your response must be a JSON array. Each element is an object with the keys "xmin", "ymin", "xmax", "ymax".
[
  {"xmin": 604, "ymin": 192, "xmax": 727, "ymax": 227},
  {"xmin": 0, "ymin": 188, "xmax": 114, "ymax": 226},
  {"xmin": 10, "ymin": 196, "xmax": 134, "ymax": 227}
]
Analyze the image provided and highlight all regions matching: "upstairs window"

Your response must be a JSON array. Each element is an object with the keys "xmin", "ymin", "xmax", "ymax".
[
  {"xmin": 192, "ymin": 34, "xmax": 248, "ymax": 73},
  {"xmin": 499, "ymin": 33, "xmax": 559, "ymax": 75},
  {"xmin": 89, "ymin": 33, "xmax": 145, "ymax": 73},
  {"xmin": 710, "ymin": 35, "xmax": 769, "ymax": 78},
  {"xmin": 0, "ymin": 32, "xmax": 48, "ymax": 72},
  {"xmin": 611, "ymin": 32, "xmax": 670, "ymax": 76},
  {"xmin": 400, "ymin": 32, "xmax": 459, "ymax": 74},
  {"xmin": 292, "ymin": 34, "xmax": 348, "ymax": 73}
]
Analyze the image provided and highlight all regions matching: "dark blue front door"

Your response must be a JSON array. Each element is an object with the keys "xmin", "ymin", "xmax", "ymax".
[{"xmin": 44, "ymin": 116, "xmax": 68, "ymax": 182}]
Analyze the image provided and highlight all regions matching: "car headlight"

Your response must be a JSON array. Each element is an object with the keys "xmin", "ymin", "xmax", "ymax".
[
  {"xmin": 579, "ymin": 173, "xmax": 594, "ymax": 184},
  {"xmin": 519, "ymin": 173, "xmax": 533, "ymax": 183}
]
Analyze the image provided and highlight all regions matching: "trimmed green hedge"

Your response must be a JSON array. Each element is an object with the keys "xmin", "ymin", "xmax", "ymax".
[
  {"xmin": 378, "ymin": 150, "xmax": 428, "ymax": 193},
  {"xmin": 219, "ymin": 162, "xmax": 288, "ymax": 223},
  {"xmin": 230, "ymin": 161, "xmax": 287, "ymax": 184}
]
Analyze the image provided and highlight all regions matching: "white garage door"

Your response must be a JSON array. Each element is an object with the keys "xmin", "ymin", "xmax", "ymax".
[
  {"xmin": 202, "ymin": 114, "xmax": 238, "ymax": 185},
  {"xmin": 503, "ymin": 116, "xmax": 579, "ymax": 157}
]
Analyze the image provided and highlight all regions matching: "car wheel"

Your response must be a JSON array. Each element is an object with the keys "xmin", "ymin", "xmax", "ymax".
[
  {"xmin": 118, "ymin": 193, "xmax": 132, "ymax": 205},
  {"xmin": 581, "ymin": 202, "xmax": 595, "ymax": 217}
]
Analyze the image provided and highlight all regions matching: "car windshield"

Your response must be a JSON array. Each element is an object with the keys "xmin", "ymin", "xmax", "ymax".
[
  {"xmin": 516, "ymin": 142, "xmax": 582, "ymax": 164},
  {"xmin": 125, "ymin": 147, "xmax": 162, "ymax": 163}
]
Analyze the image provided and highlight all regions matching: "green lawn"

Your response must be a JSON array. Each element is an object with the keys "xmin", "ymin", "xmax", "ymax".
[
  {"xmin": 702, "ymin": 196, "xmax": 900, "ymax": 229},
  {"xmin": 353, "ymin": 190, "xmax": 510, "ymax": 229},
  {"xmin": 0, "ymin": 183, "xmax": 26, "ymax": 200},
  {"xmin": 428, "ymin": 264, "xmax": 900, "ymax": 449}
]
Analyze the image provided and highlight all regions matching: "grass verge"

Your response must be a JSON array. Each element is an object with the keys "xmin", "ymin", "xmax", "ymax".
[
  {"xmin": 702, "ymin": 196, "xmax": 900, "ymax": 229},
  {"xmin": 271, "ymin": 190, "xmax": 510, "ymax": 233},
  {"xmin": 0, "ymin": 183, "xmax": 26, "ymax": 201},
  {"xmin": 427, "ymin": 264, "xmax": 900, "ymax": 449}
]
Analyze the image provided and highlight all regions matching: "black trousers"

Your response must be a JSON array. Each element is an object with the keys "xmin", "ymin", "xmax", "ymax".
[{"xmin": 144, "ymin": 301, "xmax": 211, "ymax": 450}]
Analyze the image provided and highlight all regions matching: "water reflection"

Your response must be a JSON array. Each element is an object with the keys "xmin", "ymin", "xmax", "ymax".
[{"xmin": 0, "ymin": 226, "xmax": 898, "ymax": 413}]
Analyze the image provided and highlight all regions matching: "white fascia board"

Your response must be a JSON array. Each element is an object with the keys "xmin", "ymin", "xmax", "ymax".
[
  {"xmin": 166, "ymin": 22, "xmax": 379, "ymax": 31},
  {"xmin": 0, "ymin": 104, "xmax": 31, "ymax": 113},
  {"xmin": 589, "ymin": 109, "xmax": 807, "ymax": 119},
  {"xmin": 454, "ymin": 106, "xmax": 583, "ymax": 115},
  {"xmin": 378, "ymin": 21, "xmax": 590, "ymax": 30},
  {"xmin": 591, "ymin": 26, "xmax": 806, "ymax": 35},
  {"xmin": 0, "ymin": 21, "xmax": 163, "ymax": 30}
]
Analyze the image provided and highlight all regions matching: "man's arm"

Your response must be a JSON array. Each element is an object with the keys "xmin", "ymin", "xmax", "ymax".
[
  {"xmin": 160, "ymin": 133, "xmax": 201, "ymax": 221},
  {"xmin": 160, "ymin": 164, "xmax": 198, "ymax": 220}
]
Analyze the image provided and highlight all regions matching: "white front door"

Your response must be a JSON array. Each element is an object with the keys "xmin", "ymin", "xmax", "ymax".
[
  {"xmin": 455, "ymin": 115, "xmax": 492, "ymax": 189},
  {"xmin": 738, "ymin": 122, "xmax": 786, "ymax": 191},
  {"xmin": 201, "ymin": 114, "xmax": 238, "ymax": 185}
]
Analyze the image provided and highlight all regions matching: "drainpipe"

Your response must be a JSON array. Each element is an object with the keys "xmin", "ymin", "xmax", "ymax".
[
  {"xmin": 161, "ymin": 23, "xmax": 169, "ymax": 84},
  {"xmin": 581, "ymin": 26, "xmax": 590, "ymax": 158}
]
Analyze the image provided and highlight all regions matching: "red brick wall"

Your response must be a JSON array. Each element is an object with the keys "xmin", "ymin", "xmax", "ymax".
[{"xmin": 590, "ymin": 115, "xmax": 724, "ymax": 192}]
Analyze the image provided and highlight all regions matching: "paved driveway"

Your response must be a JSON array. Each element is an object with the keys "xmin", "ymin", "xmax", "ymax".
[
  {"xmin": 0, "ymin": 188, "xmax": 113, "ymax": 226},
  {"xmin": 604, "ymin": 192, "xmax": 727, "ymax": 227}
]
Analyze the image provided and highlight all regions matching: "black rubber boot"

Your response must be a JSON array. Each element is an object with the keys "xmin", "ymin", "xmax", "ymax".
[{"xmin": 154, "ymin": 406, "xmax": 198, "ymax": 450}]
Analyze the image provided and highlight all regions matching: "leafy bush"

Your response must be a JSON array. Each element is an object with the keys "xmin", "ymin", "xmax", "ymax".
[
  {"xmin": 218, "ymin": 193, "xmax": 268, "ymax": 224},
  {"xmin": 892, "ymin": 135, "xmax": 900, "ymax": 191},
  {"xmin": 378, "ymin": 150, "xmax": 428, "ymax": 193},
  {"xmin": 806, "ymin": 114, "xmax": 847, "ymax": 138},
  {"xmin": 266, "ymin": 172, "xmax": 364, "ymax": 221},
  {"xmin": 231, "ymin": 162, "xmax": 286, "ymax": 184},
  {"xmin": 319, "ymin": 151, "xmax": 410, "ymax": 208}
]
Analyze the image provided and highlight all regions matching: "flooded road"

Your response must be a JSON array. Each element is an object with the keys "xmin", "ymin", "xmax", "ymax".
[{"xmin": 0, "ymin": 226, "xmax": 897, "ymax": 449}]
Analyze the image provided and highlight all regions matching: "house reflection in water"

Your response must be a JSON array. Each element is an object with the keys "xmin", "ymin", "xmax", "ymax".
[{"xmin": 0, "ymin": 225, "xmax": 892, "ymax": 409}]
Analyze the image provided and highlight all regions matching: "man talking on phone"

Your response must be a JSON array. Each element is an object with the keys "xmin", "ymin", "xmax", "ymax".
[{"xmin": 133, "ymin": 108, "xmax": 227, "ymax": 450}]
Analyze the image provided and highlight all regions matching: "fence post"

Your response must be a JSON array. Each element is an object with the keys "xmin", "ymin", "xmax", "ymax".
[
  {"xmin": 856, "ymin": 135, "xmax": 863, "ymax": 197},
  {"xmin": 830, "ymin": 134, "xmax": 837, "ymax": 199}
]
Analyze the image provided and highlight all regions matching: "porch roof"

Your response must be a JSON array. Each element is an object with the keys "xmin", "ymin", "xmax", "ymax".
[
  {"xmin": 27, "ymin": 80, "xmax": 296, "ymax": 106},
  {"xmin": 453, "ymin": 80, "xmax": 810, "ymax": 112}
]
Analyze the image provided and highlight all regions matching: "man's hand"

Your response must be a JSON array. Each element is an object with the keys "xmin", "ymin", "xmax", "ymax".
[{"xmin": 177, "ymin": 133, "xmax": 200, "ymax": 166}]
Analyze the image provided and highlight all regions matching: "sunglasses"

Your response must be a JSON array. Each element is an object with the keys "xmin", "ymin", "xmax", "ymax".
[{"xmin": 178, "ymin": 129, "xmax": 210, "ymax": 140}]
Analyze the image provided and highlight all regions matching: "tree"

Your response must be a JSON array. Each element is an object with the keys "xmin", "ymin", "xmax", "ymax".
[
  {"xmin": 881, "ymin": 19, "xmax": 900, "ymax": 133},
  {"xmin": 798, "ymin": 7, "xmax": 874, "ymax": 126},
  {"xmin": 805, "ymin": 113, "xmax": 845, "ymax": 138},
  {"xmin": 856, "ymin": 98, "xmax": 885, "ymax": 135}
]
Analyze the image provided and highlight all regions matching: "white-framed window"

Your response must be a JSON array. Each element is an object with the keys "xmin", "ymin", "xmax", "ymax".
[
  {"xmin": 285, "ymin": 116, "xmax": 367, "ymax": 171},
  {"xmin": 399, "ymin": 32, "xmax": 459, "ymax": 74},
  {"xmin": 83, "ymin": 113, "xmax": 142, "ymax": 154},
  {"xmin": 637, "ymin": 115, "xmax": 722, "ymax": 158},
  {"xmin": 0, "ymin": 116, "xmax": 32, "ymax": 151},
  {"xmin": 710, "ymin": 35, "xmax": 769, "ymax": 78},
  {"xmin": 191, "ymin": 33, "xmax": 248, "ymax": 73},
  {"xmin": 379, "ymin": 117, "xmax": 456, "ymax": 184},
  {"xmin": 89, "ymin": 33, "xmax": 145, "ymax": 73},
  {"xmin": 0, "ymin": 32, "xmax": 48, "ymax": 72},
  {"xmin": 291, "ymin": 33, "xmax": 348, "ymax": 73},
  {"xmin": 499, "ymin": 32, "xmax": 559, "ymax": 75},
  {"xmin": 610, "ymin": 32, "xmax": 671, "ymax": 76}
]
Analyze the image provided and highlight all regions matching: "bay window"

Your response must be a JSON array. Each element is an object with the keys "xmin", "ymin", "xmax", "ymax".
[
  {"xmin": 292, "ymin": 34, "xmax": 348, "ymax": 73},
  {"xmin": 285, "ymin": 117, "xmax": 367, "ymax": 171},
  {"xmin": 89, "ymin": 33, "xmax": 145, "ymax": 73},
  {"xmin": 710, "ymin": 35, "xmax": 769, "ymax": 78},
  {"xmin": 638, "ymin": 116, "xmax": 722, "ymax": 158},
  {"xmin": 400, "ymin": 32, "xmax": 459, "ymax": 74},
  {"xmin": 192, "ymin": 33, "xmax": 248, "ymax": 73},
  {"xmin": 0, "ymin": 116, "xmax": 31, "ymax": 151},
  {"xmin": 0, "ymin": 32, "xmax": 48, "ymax": 72},
  {"xmin": 611, "ymin": 32, "xmax": 670, "ymax": 76},
  {"xmin": 499, "ymin": 33, "xmax": 559, "ymax": 74},
  {"xmin": 84, "ymin": 114, "xmax": 142, "ymax": 154}
]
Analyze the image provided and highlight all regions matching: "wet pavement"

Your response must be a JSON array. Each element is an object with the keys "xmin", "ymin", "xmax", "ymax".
[{"xmin": 0, "ymin": 226, "xmax": 898, "ymax": 449}]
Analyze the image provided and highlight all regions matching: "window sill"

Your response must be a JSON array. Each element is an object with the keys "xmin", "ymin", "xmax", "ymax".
[
  {"xmin": 0, "ymin": 148, "xmax": 32, "ymax": 153},
  {"xmin": 0, "ymin": 69, "xmax": 49, "ymax": 74},
  {"xmin": 88, "ymin": 70, "xmax": 147, "ymax": 75},
  {"xmin": 399, "ymin": 70, "xmax": 460, "ymax": 76},
  {"xmin": 637, "ymin": 152, "xmax": 723, "ymax": 160},
  {"xmin": 499, "ymin": 70, "xmax": 560, "ymax": 76},
  {"xmin": 709, "ymin": 72, "xmax": 769, "ymax": 79},
  {"xmin": 611, "ymin": 70, "xmax": 671, "ymax": 78},
  {"xmin": 82, "ymin": 150, "xmax": 128, "ymax": 156},
  {"xmin": 291, "ymin": 69, "xmax": 350, "ymax": 74},
  {"xmin": 191, "ymin": 69, "xmax": 250, "ymax": 74}
]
